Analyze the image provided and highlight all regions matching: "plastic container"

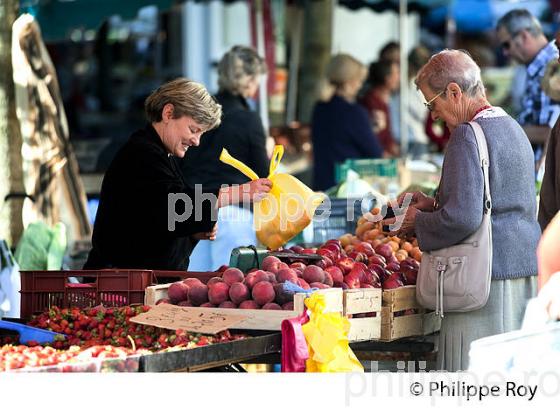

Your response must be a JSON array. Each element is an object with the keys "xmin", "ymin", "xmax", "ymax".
[
  {"xmin": 335, "ymin": 158, "xmax": 398, "ymax": 183},
  {"xmin": 0, "ymin": 320, "xmax": 62, "ymax": 344},
  {"xmin": 469, "ymin": 322, "xmax": 560, "ymax": 373},
  {"xmin": 19, "ymin": 270, "xmax": 154, "ymax": 319}
]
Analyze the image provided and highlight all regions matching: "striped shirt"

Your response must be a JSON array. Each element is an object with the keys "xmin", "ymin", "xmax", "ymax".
[{"xmin": 519, "ymin": 41, "xmax": 560, "ymax": 128}]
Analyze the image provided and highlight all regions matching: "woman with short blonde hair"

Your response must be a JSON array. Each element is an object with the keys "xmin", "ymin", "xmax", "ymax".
[
  {"xmin": 85, "ymin": 77, "xmax": 271, "ymax": 271},
  {"xmin": 311, "ymin": 53, "xmax": 382, "ymax": 191},
  {"xmin": 181, "ymin": 46, "xmax": 271, "ymax": 271}
]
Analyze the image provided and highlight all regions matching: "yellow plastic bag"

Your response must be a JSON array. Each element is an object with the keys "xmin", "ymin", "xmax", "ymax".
[
  {"xmin": 301, "ymin": 293, "xmax": 363, "ymax": 373},
  {"xmin": 220, "ymin": 145, "xmax": 324, "ymax": 249}
]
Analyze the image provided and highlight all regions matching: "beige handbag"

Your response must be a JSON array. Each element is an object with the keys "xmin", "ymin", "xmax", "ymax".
[{"xmin": 416, "ymin": 121, "xmax": 492, "ymax": 317}]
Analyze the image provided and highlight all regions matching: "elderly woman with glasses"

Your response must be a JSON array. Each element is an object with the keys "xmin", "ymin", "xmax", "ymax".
[{"xmin": 383, "ymin": 49, "xmax": 541, "ymax": 371}]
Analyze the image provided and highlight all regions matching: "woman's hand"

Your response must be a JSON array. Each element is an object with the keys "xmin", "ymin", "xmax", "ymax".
[
  {"xmin": 397, "ymin": 191, "xmax": 435, "ymax": 212},
  {"xmin": 382, "ymin": 205, "xmax": 419, "ymax": 238},
  {"xmin": 246, "ymin": 178, "xmax": 273, "ymax": 202},
  {"xmin": 218, "ymin": 178, "xmax": 272, "ymax": 207},
  {"xmin": 191, "ymin": 224, "xmax": 218, "ymax": 241}
]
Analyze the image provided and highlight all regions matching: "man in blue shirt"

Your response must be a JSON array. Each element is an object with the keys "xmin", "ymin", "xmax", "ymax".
[{"xmin": 497, "ymin": 9, "xmax": 560, "ymax": 153}]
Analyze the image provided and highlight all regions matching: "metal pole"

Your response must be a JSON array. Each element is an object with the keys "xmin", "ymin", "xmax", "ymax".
[
  {"xmin": 286, "ymin": 6, "xmax": 302, "ymax": 124},
  {"xmin": 399, "ymin": 0, "xmax": 409, "ymax": 157},
  {"xmin": 255, "ymin": 0, "xmax": 270, "ymax": 133}
]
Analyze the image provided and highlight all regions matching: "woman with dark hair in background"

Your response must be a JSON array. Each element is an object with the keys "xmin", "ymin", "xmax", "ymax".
[{"xmin": 359, "ymin": 60, "xmax": 400, "ymax": 156}]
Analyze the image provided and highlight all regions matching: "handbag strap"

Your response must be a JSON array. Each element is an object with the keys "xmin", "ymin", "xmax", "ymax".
[{"xmin": 468, "ymin": 121, "xmax": 492, "ymax": 214}]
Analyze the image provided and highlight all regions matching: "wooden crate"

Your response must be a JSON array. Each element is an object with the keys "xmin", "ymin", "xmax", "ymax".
[
  {"xmin": 144, "ymin": 284, "xmax": 343, "ymax": 332},
  {"xmin": 379, "ymin": 286, "xmax": 441, "ymax": 341},
  {"xmin": 343, "ymin": 288, "xmax": 382, "ymax": 342}
]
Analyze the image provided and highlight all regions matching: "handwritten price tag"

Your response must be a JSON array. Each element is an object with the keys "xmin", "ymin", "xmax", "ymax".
[{"xmin": 130, "ymin": 304, "xmax": 248, "ymax": 334}]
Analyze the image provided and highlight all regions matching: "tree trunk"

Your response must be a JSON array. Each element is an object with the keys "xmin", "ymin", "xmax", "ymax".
[
  {"xmin": 296, "ymin": 0, "xmax": 333, "ymax": 124},
  {"xmin": 0, "ymin": 0, "xmax": 25, "ymax": 247}
]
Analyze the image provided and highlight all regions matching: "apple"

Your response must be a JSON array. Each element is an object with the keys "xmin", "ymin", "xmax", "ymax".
[
  {"xmin": 301, "ymin": 248, "xmax": 316, "ymax": 255},
  {"xmin": 400, "ymin": 267, "xmax": 418, "ymax": 285},
  {"xmin": 343, "ymin": 271, "xmax": 361, "ymax": 289},
  {"xmin": 290, "ymin": 245, "xmax": 304, "ymax": 253},
  {"xmin": 347, "ymin": 251, "xmax": 367, "ymax": 263},
  {"xmin": 382, "ymin": 272, "xmax": 404, "ymax": 289},
  {"xmin": 337, "ymin": 257, "xmax": 355, "ymax": 274},
  {"xmin": 370, "ymin": 264, "xmax": 391, "ymax": 283},
  {"xmin": 386, "ymin": 261, "xmax": 401, "ymax": 272},
  {"xmin": 374, "ymin": 244, "xmax": 393, "ymax": 260},
  {"xmin": 316, "ymin": 248, "xmax": 335, "ymax": 260},
  {"xmin": 325, "ymin": 266, "xmax": 344, "ymax": 286},
  {"xmin": 368, "ymin": 254, "xmax": 386, "ymax": 267},
  {"xmin": 325, "ymin": 239, "xmax": 342, "ymax": 249},
  {"xmin": 355, "ymin": 242, "xmax": 375, "ymax": 257}
]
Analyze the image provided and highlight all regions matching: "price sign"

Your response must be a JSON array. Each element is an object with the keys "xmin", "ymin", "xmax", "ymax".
[{"xmin": 130, "ymin": 304, "xmax": 248, "ymax": 334}]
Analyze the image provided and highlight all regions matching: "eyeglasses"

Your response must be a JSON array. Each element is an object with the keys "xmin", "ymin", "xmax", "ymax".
[
  {"xmin": 424, "ymin": 90, "xmax": 445, "ymax": 112},
  {"xmin": 501, "ymin": 31, "xmax": 521, "ymax": 51}
]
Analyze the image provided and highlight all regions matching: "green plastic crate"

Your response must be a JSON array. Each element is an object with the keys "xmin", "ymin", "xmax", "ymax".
[{"xmin": 335, "ymin": 158, "xmax": 398, "ymax": 183}]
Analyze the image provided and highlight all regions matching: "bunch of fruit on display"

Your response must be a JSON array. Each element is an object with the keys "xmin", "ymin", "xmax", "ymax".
[{"xmin": 159, "ymin": 208, "xmax": 422, "ymax": 310}]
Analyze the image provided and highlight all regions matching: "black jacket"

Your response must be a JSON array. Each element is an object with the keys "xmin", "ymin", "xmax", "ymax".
[
  {"xmin": 85, "ymin": 125, "xmax": 217, "ymax": 271},
  {"xmin": 180, "ymin": 91, "xmax": 269, "ymax": 190}
]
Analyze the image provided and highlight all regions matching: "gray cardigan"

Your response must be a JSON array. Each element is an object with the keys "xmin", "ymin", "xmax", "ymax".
[{"xmin": 415, "ymin": 113, "xmax": 541, "ymax": 280}]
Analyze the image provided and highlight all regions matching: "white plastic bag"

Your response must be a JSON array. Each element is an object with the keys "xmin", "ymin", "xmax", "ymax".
[{"xmin": 0, "ymin": 240, "xmax": 20, "ymax": 318}]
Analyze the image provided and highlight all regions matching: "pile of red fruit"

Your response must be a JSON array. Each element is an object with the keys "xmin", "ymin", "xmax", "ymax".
[
  {"xmin": 27, "ymin": 305, "xmax": 244, "ymax": 350},
  {"xmin": 159, "ymin": 240, "xmax": 419, "ymax": 312},
  {"xmin": 0, "ymin": 344, "xmax": 144, "ymax": 372},
  {"xmin": 158, "ymin": 264, "xmax": 301, "ymax": 311}
]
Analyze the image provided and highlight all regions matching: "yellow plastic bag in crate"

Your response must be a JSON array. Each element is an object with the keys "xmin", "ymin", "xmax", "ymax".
[
  {"xmin": 220, "ymin": 145, "xmax": 324, "ymax": 249},
  {"xmin": 301, "ymin": 293, "xmax": 363, "ymax": 373}
]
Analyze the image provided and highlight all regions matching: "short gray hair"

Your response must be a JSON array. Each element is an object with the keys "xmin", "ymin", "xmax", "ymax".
[
  {"xmin": 497, "ymin": 9, "xmax": 543, "ymax": 38},
  {"xmin": 145, "ymin": 78, "xmax": 222, "ymax": 130},
  {"xmin": 217, "ymin": 46, "xmax": 267, "ymax": 95},
  {"xmin": 415, "ymin": 49, "xmax": 485, "ymax": 98}
]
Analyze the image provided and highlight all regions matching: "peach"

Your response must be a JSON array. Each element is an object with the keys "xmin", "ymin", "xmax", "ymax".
[
  {"xmin": 222, "ymin": 268, "xmax": 244, "ymax": 285},
  {"xmin": 177, "ymin": 300, "xmax": 193, "ymax": 307},
  {"xmin": 262, "ymin": 255, "xmax": 281, "ymax": 271},
  {"xmin": 310, "ymin": 282, "xmax": 329, "ymax": 289},
  {"xmin": 188, "ymin": 284, "xmax": 208, "ymax": 306},
  {"xmin": 297, "ymin": 278, "xmax": 310, "ymax": 290},
  {"xmin": 207, "ymin": 277, "xmax": 224, "ymax": 287},
  {"xmin": 282, "ymin": 301, "xmax": 295, "ymax": 311},
  {"xmin": 219, "ymin": 301, "xmax": 237, "ymax": 309},
  {"xmin": 252, "ymin": 281, "xmax": 275, "ymax": 305},
  {"xmin": 323, "ymin": 271, "xmax": 334, "ymax": 287},
  {"xmin": 229, "ymin": 282, "xmax": 250, "ymax": 304},
  {"xmin": 303, "ymin": 265, "xmax": 325, "ymax": 284},
  {"xmin": 276, "ymin": 268, "xmax": 298, "ymax": 284},
  {"xmin": 325, "ymin": 266, "xmax": 344, "ymax": 285},
  {"xmin": 156, "ymin": 298, "xmax": 170, "ymax": 305},
  {"xmin": 262, "ymin": 302, "xmax": 282, "ymax": 310},
  {"xmin": 183, "ymin": 278, "xmax": 203, "ymax": 287},
  {"xmin": 200, "ymin": 302, "xmax": 217, "ymax": 307},
  {"xmin": 239, "ymin": 300, "xmax": 260, "ymax": 309},
  {"xmin": 273, "ymin": 283, "xmax": 293, "ymax": 305},
  {"xmin": 168, "ymin": 282, "xmax": 190, "ymax": 303},
  {"xmin": 208, "ymin": 282, "xmax": 230, "ymax": 305}
]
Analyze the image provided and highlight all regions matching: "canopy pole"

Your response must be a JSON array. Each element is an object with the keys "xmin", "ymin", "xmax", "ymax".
[{"xmin": 399, "ymin": 0, "xmax": 409, "ymax": 158}]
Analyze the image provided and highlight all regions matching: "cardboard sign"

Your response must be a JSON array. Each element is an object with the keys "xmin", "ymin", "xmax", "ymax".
[{"xmin": 130, "ymin": 304, "xmax": 248, "ymax": 334}]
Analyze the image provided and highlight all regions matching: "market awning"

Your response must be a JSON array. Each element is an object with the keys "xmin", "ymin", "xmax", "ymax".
[{"xmin": 26, "ymin": 0, "xmax": 175, "ymax": 41}]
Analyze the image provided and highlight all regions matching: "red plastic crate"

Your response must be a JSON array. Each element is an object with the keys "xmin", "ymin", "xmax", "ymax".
[{"xmin": 19, "ymin": 270, "xmax": 155, "ymax": 319}]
